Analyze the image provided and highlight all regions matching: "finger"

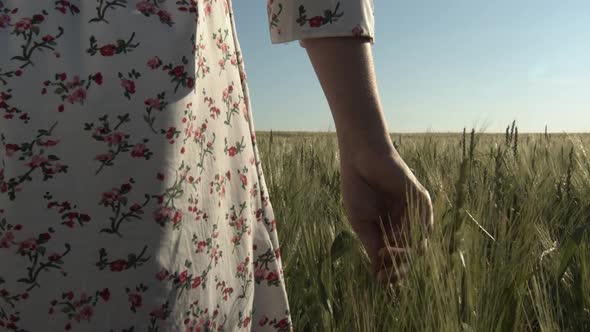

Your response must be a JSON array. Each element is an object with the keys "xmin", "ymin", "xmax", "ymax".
[
  {"xmin": 403, "ymin": 185, "xmax": 434, "ymax": 235},
  {"xmin": 378, "ymin": 210, "xmax": 409, "ymax": 248},
  {"xmin": 416, "ymin": 238, "xmax": 429, "ymax": 256},
  {"xmin": 376, "ymin": 262, "xmax": 410, "ymax": 286},
  {"xmin": 378, "ymin": 246, "xmax": 411, "ymax": 266}
]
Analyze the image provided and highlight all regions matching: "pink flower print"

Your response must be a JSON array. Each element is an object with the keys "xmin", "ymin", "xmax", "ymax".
[
  {"xmin": 65, "ymin": 87, "xmax": 87, "ymax": 104},
  {"xmin": 0, "ymin": 231, "xmax": 15, "ymax": 248},
  {"xmin": 0, "ymin": 14, "xmax": 10, "ymax": 28},
  {"xmin": 155, "ymin": 268, "xmax": 169, "ymax": 281},
  {"xmin": 237, "ymin": 262, "xmax": 246, "ymax": 273},
  {"xmin": 73, "ymin": 293, "xmax": 85, "ymax": 308},
  {"xmin": 99, "ymin": 44, "xmax": 117, "ymax": 56},
  {"xmin": 14, "ymin": 18, "xmax": 32, "ymax": 33},
  {"xmin": 109, "ymin": 259, "xmax": 128, "ymax": 272},
  {"xmin": 352, "ymin": 25, "xmax": 364, "ymax": 37},
  {"xmin": 105, "ymin": 132, "xmax": 124, "ymax": 146},
  {"xmin": 99, "ymin": 288, "xmax": 110, "ymax": 302},
  {"xmin": 131, "ymin": 143, "xmax": 147, "ymax": 158},
  {"xmin": 32, "ymin": 14, "xmax": 45, "ymax": 23},
  {"xmin": 172, "ymin": 209, "xmax": 183, "ymax": 226},
  {"xmin": 144, "ymin": 98, "xmax": 162, "ymax": 109},
  {"xmin": 76, "ymin": 305, "xmax": 93, "ymax": 322},
  {"xmin": 276, "ymin": 318, "xmax": 290, "ymax": 330},
  {"xmin": 309, "ymin": 16, "xmax": 323, "ymax": 28},
  {"xmin": 228, "ymin": 146, "xmax": 237, "ymax": 157},
  {"xmin": 220, "ymin": 43, "xmax": 229, "ymax": 53},
  {"xmin": 204, "ymin": 4, "xmax": 212, "ymax": 16},
  {"xmin": 254, "ymin": 268, "xmax": 267, "ymax": 281},
  {"xmin": 150, "ymin": 307, "xmax": 165, "ymax": 319},
  {"xmin": 209, "ymin": 106, "xmax": 220, "ymax": 119},
  {"xmin": 136, "ymin": 1, "xmax": 156, "ymax": 14},
  {"xmin": 93, "ymin": 126, "xmax": 107, "ymax": 136},
  {"xmin": 40, "ymin": 139, "xmax": 60, "ymax": 147},
  {"xmin": 178, "ymin": 270, "xmax": 188, "ymax": 284},
  {"xmin": 196, "ymin": 240, "xmax": 206, "ymax": 253},
  {"xmin": 39, "ymin": 232, "xmax": 51, "ymax": 241},
  {"xmin": 128, "ymin": 293, "xmax": 142, "ymax": 308},
  {"xmin": 95, "ymin": 153, "xmax": 114, "ymax": 162},
  {"xmin": 121, "ymin": 79, "xmax": 136, "ymax": 94},
  {"xmin": 157, "ymin": 9, "xmax": 172, "ymax": 24},
  {"xmin": 18, "ymin": 238, "xmax": 38, "ymax": 255},
  {"xmin": 64, "ymin": 291, "xmax": 74, "ymax": 300},
  {"xmin": 240, "ymin": 174, "xmax": 247, "ymax": 187},
  {"xmin": 153, "ymin": 206, "xmax": 174, "ymax": 226},
  {"xmin": 5, "ymin": 144, "xmax": 19, "ymax": 157},
  {"xmin": 65, "ymin": 77, "xmax": 75, "ymax": 90},
  {"xmin": 147, "ymin": 56, "xmax": 162, "ymax": 69},
  {"xmin": 235, "ymin": 217, "xmax": 244, "ymax": 229},
  {"xmin": 191, "ymin": 276, "xmax": 201, "ymax": 289},
  {"xmin": 165, "ymin": 127, "xmax": 176, "ymax": 139},
  {"xmin": 92, "ymin": 72, "xmax": 103, "ymax": 85},
  {"xmin": 25, "ymin": 155, "xmax": 48, "ymax": 168},
  {"xmin": 172, "ymin": 65, "xmax": 184, "ymax": 78},
  {"xmin": 194, "ymin": 127, "xmax": 202, "ymax": 139},
  {"xmin": 42, "ymin": 35, "xmax": 55, "ymax": 43},
  {"xmin": 101, "ymin": 188, "xmax": 120, "ymax": 205},
  {"xmin": 222, "ymin": 287, "xmax": 233, "ymax": 301},
  {"xmin": 259, "ymin": 316, "xmax": 269, "ymax": 327},
  {"xmin": 266, "ymin": 271, "xmax": 279, "ymax": 282}
]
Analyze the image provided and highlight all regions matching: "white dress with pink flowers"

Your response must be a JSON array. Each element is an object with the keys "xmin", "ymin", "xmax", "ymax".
[{"xmin": 0, "ymin": 0, "xmax": 374, "ymax": 331}]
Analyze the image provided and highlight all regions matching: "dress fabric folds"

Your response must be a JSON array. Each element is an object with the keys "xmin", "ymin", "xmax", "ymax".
[{"xmin": 0, "ymin": 0, "xmax": 374, "ymax": 330}]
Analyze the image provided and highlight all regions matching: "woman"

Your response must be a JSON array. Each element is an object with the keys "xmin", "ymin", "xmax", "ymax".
[{"xmin": 0, "ymin": 0, "xmax": 432, "ymax": 330}]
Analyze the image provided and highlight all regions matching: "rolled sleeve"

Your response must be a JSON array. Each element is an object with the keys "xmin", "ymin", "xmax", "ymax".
[{"xmin": 267, "ymin": 0, "xmax": 375, "ymax": 45}]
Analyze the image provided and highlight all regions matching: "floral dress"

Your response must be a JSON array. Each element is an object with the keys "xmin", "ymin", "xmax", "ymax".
[{"xmin": 0, "ymin": 0, "xmax": 374, "ymax": 331}]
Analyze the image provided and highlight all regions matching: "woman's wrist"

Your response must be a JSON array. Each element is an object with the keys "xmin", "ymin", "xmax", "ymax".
[
  {"xmin": 337, "ymin": 129, "xmax": 397, "ymax": 169},
  {"xmin": 303, "ymin": 37, "xmax": 396, "ymax": 168}
]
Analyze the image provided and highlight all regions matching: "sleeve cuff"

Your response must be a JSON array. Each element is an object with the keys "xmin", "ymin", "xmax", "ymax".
[{"xmin": 268, "ymin": 1, "xmax": 375, "ymax": 46}]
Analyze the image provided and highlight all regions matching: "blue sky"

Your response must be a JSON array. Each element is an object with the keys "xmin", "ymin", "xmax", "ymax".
[{"xmin": 232, "ymin": 1, "xmax": 590, "ymax": 133}]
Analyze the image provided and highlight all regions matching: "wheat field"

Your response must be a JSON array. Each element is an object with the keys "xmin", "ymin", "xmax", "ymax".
[{"xmin": 254, "ymin": 124, "xmax": 590, "ymax": 332}]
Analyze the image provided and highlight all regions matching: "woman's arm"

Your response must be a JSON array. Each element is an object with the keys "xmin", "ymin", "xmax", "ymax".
[{"xmin": 301, "ymin": 36, "xmax": 395, "ymax": 165}]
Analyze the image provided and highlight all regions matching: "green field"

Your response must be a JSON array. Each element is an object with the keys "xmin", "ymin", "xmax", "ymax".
[{"xmin": 255, "ymin": 126, "xmax": 590, "ymax": 331}]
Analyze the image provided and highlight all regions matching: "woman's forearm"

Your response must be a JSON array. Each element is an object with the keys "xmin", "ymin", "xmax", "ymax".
[{"xmin": 301, "ymin": 37, "xmax": 395, "ymax": 163}]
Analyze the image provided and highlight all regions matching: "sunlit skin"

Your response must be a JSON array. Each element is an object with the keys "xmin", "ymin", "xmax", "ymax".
[{"xmin": 301, "ymin": 36, "xmax": 434, "ymax": 287}]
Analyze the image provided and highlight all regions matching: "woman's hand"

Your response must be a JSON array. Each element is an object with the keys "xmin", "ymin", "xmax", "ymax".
[
  {"xmin": 302, "ymin": 36, "xmax": 433, "ymax": 285},
  {"xmin": 338, "ymin": 147, "xmax": 434, "ymax": 287}
]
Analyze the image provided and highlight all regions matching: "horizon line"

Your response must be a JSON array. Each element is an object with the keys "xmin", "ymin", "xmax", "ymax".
[{"xmin": 255, "ymin": 130, "xmax": 590, "ymax": 134}]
